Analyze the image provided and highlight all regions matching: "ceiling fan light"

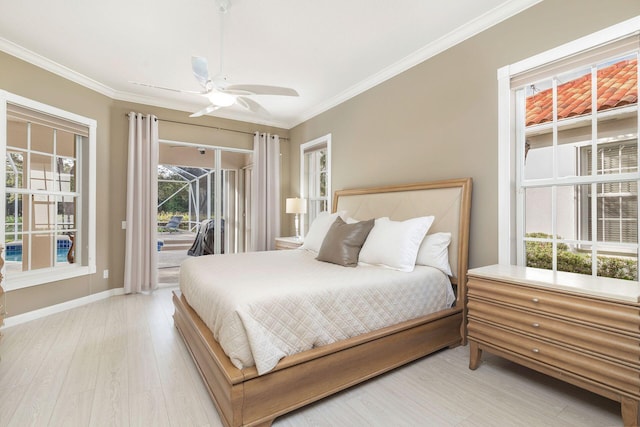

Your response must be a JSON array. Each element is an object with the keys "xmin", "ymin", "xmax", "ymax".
[{"xmin": 207, "ymin": 91, "xmax": 236, "ymax": 107}]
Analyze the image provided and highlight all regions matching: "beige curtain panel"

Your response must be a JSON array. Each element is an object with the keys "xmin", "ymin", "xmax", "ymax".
[
  {"xmin": 124, "ymin": 112, "xmax": 159, "ymax": 293},
  {"xmin": 251, "ymin": 132, "xmax": 281, "ymax": 251}
]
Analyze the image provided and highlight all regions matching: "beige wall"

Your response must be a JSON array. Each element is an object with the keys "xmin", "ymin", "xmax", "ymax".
[
  {"xmin": 2, "ymin": 0, "xmax": 640, "ymax": 317},
  {"xmin": 288, "ymin": 0, "xmax": 640, "ymax": 270},
  {"xmin": 0, "ymin": 51, "xmax": 115, "ymax": 316},
  {"xmin": 0, "ymin": 55, "xmax": 288, "ymax": 317}
]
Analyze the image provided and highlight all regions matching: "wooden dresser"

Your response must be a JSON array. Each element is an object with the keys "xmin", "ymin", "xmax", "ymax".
[{"xmin": 467, "ymin": 264, "xmax": 640, "ymax": 427}]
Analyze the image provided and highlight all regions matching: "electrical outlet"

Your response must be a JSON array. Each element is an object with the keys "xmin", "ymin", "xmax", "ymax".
[
  {"xmin": 103, "ymin": 269, "xmax": 109, "ymax": 279},
  {"xmin": 121, "ymin": 221, "xmax": 127, "ymax": 229}
]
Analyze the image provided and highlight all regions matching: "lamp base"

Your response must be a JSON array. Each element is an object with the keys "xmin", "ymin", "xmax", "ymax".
[{"xmin": 294, "ymin": 214, "xmax": 301, "ymax": 240}]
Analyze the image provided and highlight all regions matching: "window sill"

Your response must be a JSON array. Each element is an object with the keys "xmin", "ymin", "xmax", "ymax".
[{"xmin": 3, "ymin": 264, "xmax": 97, "ymax": 291}]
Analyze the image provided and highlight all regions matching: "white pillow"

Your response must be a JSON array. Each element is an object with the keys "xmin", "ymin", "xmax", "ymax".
[
  {"xmin": 359, "ymin": 216, "xmax": 435, "ymax": 272},
  {"xmin": 416, "ymin": 232, "xmax": 453, "ymax": 276},
  {"xmin": 300, "ymin": 211, "xmax": 347, "ymax": 253}
]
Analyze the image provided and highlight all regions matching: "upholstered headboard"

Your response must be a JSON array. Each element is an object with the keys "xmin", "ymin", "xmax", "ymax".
[{"xmin": 333, "ymin": 178, "xmax": 472, "ymax": 288}]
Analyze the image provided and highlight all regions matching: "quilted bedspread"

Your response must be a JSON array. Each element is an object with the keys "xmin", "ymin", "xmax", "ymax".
[{"xmin": 180, "ymin": 249, "xmax": 455, "ymax": 375}]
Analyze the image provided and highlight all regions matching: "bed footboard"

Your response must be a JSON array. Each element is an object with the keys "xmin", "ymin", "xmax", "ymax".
[{"xmin": 173, "ymin": 291, "xmax": 462, "ymax": 427}]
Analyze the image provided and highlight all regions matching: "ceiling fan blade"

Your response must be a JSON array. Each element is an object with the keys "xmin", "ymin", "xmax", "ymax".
[
  {"xmin": 189, "ymin": 104, "xmax": 222, "ymax": 118},
  {"xmin": 130, "ymin": 81, "xmax": 205, "ymax": 95},
  {"xmin": 236, "ymin": 96, "xmax": 270, "ymax": 115},
  {"xmin": 191, "ymin": 56, "xmax": 210, "ymax": 88},
  {"xmin": 225, "ymin": 84, "xmax": 299, "ymax": 97}
]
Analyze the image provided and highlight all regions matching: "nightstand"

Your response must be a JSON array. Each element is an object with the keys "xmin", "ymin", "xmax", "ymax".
[
  {"xmin": 467, "ymin": 264, "xmax": 640, "ymax": 427},
  {"xmin": 275, "ymin": 236, "xmax": 303, "ymax": 250}
]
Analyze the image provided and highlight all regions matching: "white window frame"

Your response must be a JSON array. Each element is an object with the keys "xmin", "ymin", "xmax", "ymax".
[
  {"xmin": 498, "ymin": 16, "xmax": 640, "ymax": 267},
  {"xmin": 0, "ymin": 91, "xmax": 96, "ymax": 290},
  {"xmin": 300, "ymin": 133, "xmax": 332, "ymax": 236}
]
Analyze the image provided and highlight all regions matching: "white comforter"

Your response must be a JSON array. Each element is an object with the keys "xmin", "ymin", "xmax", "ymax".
[{"xmin": 180, "ymin": 249, "xmax": 455, "ymax": 375}]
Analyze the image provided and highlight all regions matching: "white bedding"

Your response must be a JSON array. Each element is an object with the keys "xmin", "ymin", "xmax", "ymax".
[{"xmin": 180, "ymin": 249, "xmax": 455, "ymax": 375}]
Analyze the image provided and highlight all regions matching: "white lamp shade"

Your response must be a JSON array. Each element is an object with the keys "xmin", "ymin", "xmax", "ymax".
[{"xmin": 286, "ymin": 197, "xmax": 307, "ymax": 214}]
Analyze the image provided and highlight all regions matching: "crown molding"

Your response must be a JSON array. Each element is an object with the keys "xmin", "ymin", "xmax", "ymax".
[
  {"xmin": 0, "ymin": 36, "xmax": 116, "ymax": 98},
  {"xmin": 0, "ymin": 0, "xmax": 541, "ymax": 130},
  {"xmin": 290, "ymin": 0, "xmax": 542, "ymax": 128}
]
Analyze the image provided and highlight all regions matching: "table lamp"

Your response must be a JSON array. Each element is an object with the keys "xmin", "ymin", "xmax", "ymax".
[{"xmin": 285, "ymin": 197, "xmax": 307, "ymax": 240}]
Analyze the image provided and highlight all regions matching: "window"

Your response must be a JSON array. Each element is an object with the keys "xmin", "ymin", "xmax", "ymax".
[
  {"xmin": 1, "ymin": 91, "xmax": 96, "ymax": 290},
  {"xmin": 300, "ymin": 134, "xmax": 331, "ymax": 235},
  {"xmin": 498, "ymin": 18, "xmax": 640, "ymax": 281}
]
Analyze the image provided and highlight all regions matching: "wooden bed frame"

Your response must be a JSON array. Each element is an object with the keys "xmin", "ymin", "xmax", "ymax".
[{"xmin": 172, "ymin": 177, "xmax": 472, "ymax": 427}]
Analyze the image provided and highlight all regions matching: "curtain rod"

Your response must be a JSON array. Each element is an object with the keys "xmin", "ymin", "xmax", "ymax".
[{"xmin": 125, "ymin": 113, "xmax": 287, "ymax": 140}]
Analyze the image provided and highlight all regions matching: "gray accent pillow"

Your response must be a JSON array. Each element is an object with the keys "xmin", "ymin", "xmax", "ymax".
[{"xmin": 316, "ymin": 217, "xmax": 375, "ymax": 267}]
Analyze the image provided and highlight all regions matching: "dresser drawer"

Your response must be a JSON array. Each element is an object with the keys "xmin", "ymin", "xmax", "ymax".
[
  {"xmin": 468, "ymin": 320, "xmax": 640, "ymax": 397},
  {"xmin": 468, "ymin": 277, "xmax": 640, "ymax": 334},
  {"xmin": 468, "ymin": 299, "xmax": 640, "ymax": 366}
]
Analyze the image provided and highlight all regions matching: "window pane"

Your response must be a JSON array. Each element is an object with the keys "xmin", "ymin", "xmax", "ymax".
[
  {"xmin": 56, "ymin": 130, "xmax": 76, "ymax": 158},
  {"xmin": 30, "ymin": 153, "xmax": 54, "ymax": 191},
  {"xmin": 56, "ymin": 233, "xmax": 73, "ymax": 265},
  {"xmin": 525, "ymin": 187, "xmax": 552, "ymax": 236},
  {"xmin": 5, "ymin": 235, "xmax": 25, "ymax": 272},
  {"xmin": 557, "ymin": 118, "xmax": 591, "ymax": 178},
  {"xmin": 7, "ymin": 119, "xmax": 27, "ymax": 149},
  {"xmin": 56, "ymin": 157, "xmax": 76, "ymax": 192},
  {"xmin": 597, "ymin": 117, "xmax": 637, "ymax": 177},
  {"xmin": 319, "ymin": 149, "xmax": 326, "ymax": 172},
  {"xmin": 57, "ymin": 196, "xmax": 76, "ymax": 231},
  {"xmin": 5, "ymin": 236, "xmax": 22, "ymax": 257},
  {"xmin": 32, "ymin": 195, "xmax": 55, "ymax": 231},
  {"xmin": 5, "ymin": 193, "xmax": 24, "ymax": 235},
  {"xmin": 598, "ymin": 140, "xmax": 637, "ymax": 175},
  {"xmin": 525, "ymin": 237, "xmax": 552, "ymax": 271},
  {"xmin": 524, "ymin": 143, "xmax": 553, "ymax": 180},
  {"xmin": 30, "ymin": 123, "xmax": 54, "ymax": 154},
  {"xmin": 556, "ymin": 185, "xmax": 582, "ymax": 240},
  {"xmin": 29, "ymin": 233, "xmax": 55, "ymax": 270},
  {"xmin": 597, "ymin": 56, "xmax": 636, "ymax": 117},
  {"xmin": 557, "ymin": 242, "xmax": 593, "ymax": 275},
  {"xmin": 596, "ymin": 250, "xmax": 638, "ymax": 281},
  {"xmin": 556, "ymin": 67, "xmax": 592, "ymax": 122},
  {"xmin": 596, "ymin": 181, "xmax": 637, "ymax": 244},
  {"xmin": 525, "ymin": 78, "xmax": 553, "ymax": 126},
  {"xmin": 6, "ymin": 151, "xmax": 24, "ymax": 188},
  {"xmin": 319, "ymin": 171, "xmax": 327, "ymax": 197}
]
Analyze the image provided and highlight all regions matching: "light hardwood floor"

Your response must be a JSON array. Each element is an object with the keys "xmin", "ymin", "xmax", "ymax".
[{"xmin": 0, "ymin": 286, "xmax": 622, "ymax": 427}]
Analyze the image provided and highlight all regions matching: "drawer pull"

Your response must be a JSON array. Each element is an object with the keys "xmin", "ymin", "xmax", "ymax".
[
  {"xmin": 532, "ymin": 348, "xmax": 540, "ymax": 353},
  {"xmin": 532, "ymin": 323, "xmax": 540, "ymax": 328},
  {"xmin": 532, "ymin": 298, "xmax": 540, "ymax": 303}
]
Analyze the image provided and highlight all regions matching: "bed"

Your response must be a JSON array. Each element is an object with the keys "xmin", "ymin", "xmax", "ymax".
[{"xmin": 172, "ymin": 177, "xmax": 472, "ymax": 427}]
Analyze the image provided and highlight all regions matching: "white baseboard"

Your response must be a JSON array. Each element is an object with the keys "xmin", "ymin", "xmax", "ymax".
[{"xmin": 1, "ymin": 287, "xmax": 126, "ymax": 328}]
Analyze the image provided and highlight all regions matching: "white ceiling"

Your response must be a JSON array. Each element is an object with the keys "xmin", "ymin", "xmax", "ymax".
[{"xmin": 0, "ymin": 0, "xmax": 539, "ymax": 129}]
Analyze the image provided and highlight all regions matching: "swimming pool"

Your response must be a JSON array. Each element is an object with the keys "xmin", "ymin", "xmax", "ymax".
[{"xmin": 5, "ymin": 240, "xmax": 72, "ymax": 263}]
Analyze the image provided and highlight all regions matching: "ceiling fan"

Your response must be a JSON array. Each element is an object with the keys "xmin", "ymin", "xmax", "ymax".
[{"xmin": 132, "ymin": 0, "xmax": 299, "ymax": 117}]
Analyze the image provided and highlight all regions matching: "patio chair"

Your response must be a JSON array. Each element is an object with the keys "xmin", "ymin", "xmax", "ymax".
[{"xmin": 164, "ymin": 215, "xmax": 183, "ymax": 233}]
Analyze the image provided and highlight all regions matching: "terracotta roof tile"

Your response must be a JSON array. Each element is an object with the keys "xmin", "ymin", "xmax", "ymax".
[{"xmin": 526, "ymin": 59, "xmax": 637, "ymax": 126}]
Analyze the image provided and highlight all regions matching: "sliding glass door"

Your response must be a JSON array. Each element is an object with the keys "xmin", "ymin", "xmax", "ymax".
[{"xmin": 157, "ymin": 143, "xmax": 252, "ymax": 256}]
